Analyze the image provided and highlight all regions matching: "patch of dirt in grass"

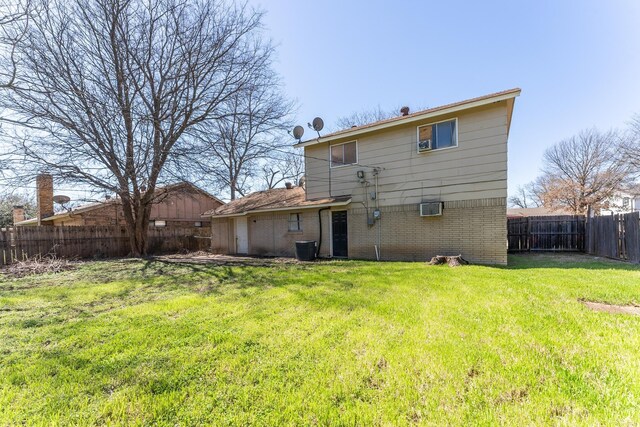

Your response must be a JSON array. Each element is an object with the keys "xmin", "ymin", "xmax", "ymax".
[
  {"xmin": 496, "ymin": 387, "xmax": 529, "ymax": 404},
  {"xmin": 375, "ymin": 357, "xmax": 389, "ymax": 372},
  {"xmin": 583, "ymin": 301, "xmax": 640, "ymax": 316},
  {"xmin": 467, "ymin": 366, "xmax": 480, "ymax": 378}
]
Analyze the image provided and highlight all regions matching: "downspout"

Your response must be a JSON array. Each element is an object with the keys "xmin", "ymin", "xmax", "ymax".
[
  {"xmin": 317, "ymin": 207, "xmax": 330, "ymax": 258},
  {"xmin": 374, "ymin": 169, "xmax": 381, "ymax": 261}
]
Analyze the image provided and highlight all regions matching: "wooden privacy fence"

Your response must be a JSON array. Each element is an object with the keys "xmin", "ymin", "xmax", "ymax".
[
  {"xmin": 0, "ymin": 226, "xmax": 210, "ymax": 266},
  {"xmin": 507, "ymin": 215, "xmax": 586, "ymax": 252},
  {"xmin": 585, "ymin": 212, "xmax": 640, "ymax": 263}
]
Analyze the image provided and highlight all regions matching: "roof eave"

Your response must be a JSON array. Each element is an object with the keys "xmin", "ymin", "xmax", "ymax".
[
  {"xmin": 294, "ymin": 89, "xmax": 521, "ymax": 149},
  {"xmin": 202, "ymin": 198, "xmax": 352, "ymax": 218}
]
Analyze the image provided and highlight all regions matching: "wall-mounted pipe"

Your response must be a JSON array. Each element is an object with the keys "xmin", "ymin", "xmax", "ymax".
[{"xmin": 374, "ymin": 168, "xmax": 381, "ymax": 260}]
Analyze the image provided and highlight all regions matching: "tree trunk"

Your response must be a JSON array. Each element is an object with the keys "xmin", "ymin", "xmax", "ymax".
[
  {"xmin": 120, "ymin": 195, "xmax": 152, "ymax": 256},
  {"xmin": 427, "ymin": 255, "xmax": 469, "ymax": 267}
]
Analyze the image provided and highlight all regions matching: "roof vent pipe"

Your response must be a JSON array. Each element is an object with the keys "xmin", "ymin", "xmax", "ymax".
[
  {"xmin": 285, "ymin": 182, "xmax": 293, "ymax": 189},
  {"xmin": 400, "ymin": 106, "xmax": 410, "ymax": 116}
]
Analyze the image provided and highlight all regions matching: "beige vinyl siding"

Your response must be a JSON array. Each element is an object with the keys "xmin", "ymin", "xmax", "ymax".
[
  {"xmin": 303, "ymin": 101, "xmax": 509, "ymax": 206},
  {"xmin": 305, "ymin": 144, "xmax": 331, "ymax": 199}
]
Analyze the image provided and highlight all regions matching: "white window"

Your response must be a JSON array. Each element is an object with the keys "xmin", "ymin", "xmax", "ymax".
[
  {"xmin": 154, "ymin": 220, "xmax": 166, "ymax": 227},
  {"xmin": 330, "ymin": 141, "xmax": 357, "ymax": 167},
  {"xmin": 194, "ymin": 221, "xmax": 202, "ymax": 227},
  {"xmin": 288, "ymin": 213, "xmax": 302, "ymax": 231},
  {"xmin": 417, "ymin": 118, "xmax": 457, "ymax": 151}
]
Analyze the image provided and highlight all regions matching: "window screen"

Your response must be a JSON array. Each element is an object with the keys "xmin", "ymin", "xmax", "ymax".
[
  {"xmin": 330, "ymin": 141, "xmax": 357, "ymax": 167},
  {"xmin": 418, "ymin": 119, "xmax": 457, "ymax": 150},
  {"xmin": 288, "ymin": 213, "xmax": 302, "ymax": 231}
]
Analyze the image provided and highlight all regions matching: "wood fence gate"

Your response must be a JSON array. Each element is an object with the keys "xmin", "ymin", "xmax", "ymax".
[{"xmin": 507, "ymin": 215, "xmax": 586, "ymax": 252}]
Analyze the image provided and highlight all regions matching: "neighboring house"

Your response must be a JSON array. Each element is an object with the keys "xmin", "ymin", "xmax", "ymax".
[
  {"xmin": 205, "ymin": 89, "xmax": 521, "ymax": 264},
  {"xmin": 507, "ymin": 206, "xmax": 574, "ymax": 218},
  {"xmin": 14, "ymin": 174, "xmax": 223, "ymax": 229},
  {"xmin": 600, "ymin": 192, "xmax": 640, "ymax": 215}
]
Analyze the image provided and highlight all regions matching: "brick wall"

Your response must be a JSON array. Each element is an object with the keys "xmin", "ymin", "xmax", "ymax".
[
  {"xmin": 66, "ymin": 204, "xmax": 125, "ymax": 226},
  {"xmin": 209, "ymin": 197, "xmax": 506, "ymax": 264},
  {"xmin": 36, "ymin": 174, "xmax": 54, "ymax": 224},
  {"xmin": 51, "ymin": 204, "xmax": 211, "ymax": 230},
  {"xmin": 12, "ymin": 206, "xmax": 25, "ymax": 225},
  {"xmin": 348, "ymin": 197, "xmax": 507, "ymax": 264},
  {"xmin": 210, "ymin": 210, "xmax": 331, "ymax": 257},
  {"xmin": 247, "ymin": 210, "xmax": 331, "ymax": 257}
]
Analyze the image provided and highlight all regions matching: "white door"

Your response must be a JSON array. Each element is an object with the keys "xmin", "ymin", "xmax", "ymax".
[{"xmin": 235, "ymin": 217, "xmax": 248, "ymax": 254}]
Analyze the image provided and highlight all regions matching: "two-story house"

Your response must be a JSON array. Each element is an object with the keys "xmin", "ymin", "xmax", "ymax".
[{"xmin": 204, "ymin": 89, "xmax": 520, "ymax": 264}]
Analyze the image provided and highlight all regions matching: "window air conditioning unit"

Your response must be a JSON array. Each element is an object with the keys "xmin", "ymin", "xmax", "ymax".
[
  {"xmin": 417, "ymin": 139, "xmax": 432, "ymax": 152},
  {"xmin": 420, "ymin": 202, "xmax": 443, "ymax": 217}
]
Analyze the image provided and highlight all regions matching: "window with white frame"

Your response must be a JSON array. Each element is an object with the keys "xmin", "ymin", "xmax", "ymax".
[
  {"xmin": 154, "ymin": 220, "xmax": 166, "ymax": 227},
  {"xmin": 288, "ymin": 213, "xmax": 302, "ymax": 231},
  {"xmin": 417, "ymin": 119, "xmax": 457, "ymax": 151},
  {"xmin": 330, "ymin": 141, "xmax": 357, "ymax": 167}
]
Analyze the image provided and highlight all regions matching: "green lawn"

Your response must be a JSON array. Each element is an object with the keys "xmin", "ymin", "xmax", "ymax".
[{"xmin": 1, "ymin": 254, "xmax": 640, "ymax": 425}]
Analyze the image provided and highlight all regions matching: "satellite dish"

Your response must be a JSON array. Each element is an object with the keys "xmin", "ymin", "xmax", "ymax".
[
  {"xmin": 53, "ymin": 195, "xmax": 71, "ymax": 205},
  {"xmin": 292, "ymin": 125, "xmax": 304, "ymax": 140},
  {"xmin": 312, "ymin": 117, "xmax": 324, "ymax": 132}
]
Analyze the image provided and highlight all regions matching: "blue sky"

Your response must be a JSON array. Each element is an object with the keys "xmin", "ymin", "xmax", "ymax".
[{"xmin": 256, "ymin": 0, "xmax": 640, "ymax": 194}]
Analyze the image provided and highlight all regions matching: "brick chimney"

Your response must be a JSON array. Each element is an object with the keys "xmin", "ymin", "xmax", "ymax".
[
  {"xmin": 36, "ymin": 173, "xmax": 54, "ymax": 225},
  {"xmin": 12, "ymin": 205, "xmax": 25, "ymax": 225}
]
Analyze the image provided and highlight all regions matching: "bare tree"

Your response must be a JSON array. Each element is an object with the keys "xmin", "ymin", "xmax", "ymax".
[
  {"xmin": 191, "ymin": 75, "xmax": 293, "ymax": 200},
  {"xmin": 535, "ymin": 129, "xmax": 632, "ymax": 214},
  {"xmin": 621, "ymin": 114, "xmax": 640, "ymax": 168},
  {"xmin": 508, "ymin": 183, "xmax": 540, "ymax": 208},
  {"xmin": 259, "ymin": 150, "xmax": 304, "ymax": 190},
  {"xmin": 0, "ymin": 0, "xmax": 30, "ymax": 89},
  {"xmin": 334, "ymin": 106, "xmax": 396, "ymax": 130},
  {"xmin": 0, "ymin": 0, "xmax": 273, "ymax": 255}
]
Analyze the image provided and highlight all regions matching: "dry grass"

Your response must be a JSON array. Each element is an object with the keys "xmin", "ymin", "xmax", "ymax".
[{"xmin": 0, "ymin": 255, "xmax": 78, "ymax": 278}]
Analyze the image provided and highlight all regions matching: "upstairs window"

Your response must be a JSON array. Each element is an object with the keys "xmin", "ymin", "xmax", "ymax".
[
  {"xmin": 330, "ymin": 141, "xmax": 357, "ymax": 167},
  {"xmin": 288, "ymin": 213, "xmax": 302, "ymax": 231},
  {"xmin": 417, "ymin": 119, "xmax": 457, "ymax": 151}
]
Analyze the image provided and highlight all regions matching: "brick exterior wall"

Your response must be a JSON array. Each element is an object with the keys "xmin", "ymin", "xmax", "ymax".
[
  {"xmin": 247, "ymin": 210, "xmax": 331, "ymax": 257},
  {"xmin": 36, "ymin": 174, "xmax": 54, "ymax": 224},
  {"xmin": 64, "ymin": 204, "xmax": 125, "ymax": 226},
  {"xmin": 210, "ymin": 197, "xmax": 506, "ymax": 265},
  {"xmin": 210, "ymin": 210, "xmax": 332, "ymax": 257},
  {"xmin": 12, "ymin": 206, "xmax": 25, "ymax": 225},
  {"xmin": 348, "ymin": 197, "xmax": 507, "ymax": 264}
]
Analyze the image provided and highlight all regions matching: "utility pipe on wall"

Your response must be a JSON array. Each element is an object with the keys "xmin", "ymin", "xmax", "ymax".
[{"xmin": 374, "ymin": 168, "xmax": 381, "ymax": 261}]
